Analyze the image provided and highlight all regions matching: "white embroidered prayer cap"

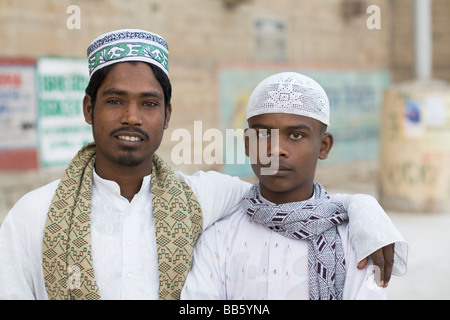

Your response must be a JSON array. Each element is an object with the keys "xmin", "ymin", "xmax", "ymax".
[
  {"xmin": 246, "ymin": 72, "xmax": 330, "ymax": 126},
  {"xmin": 87, "ymin": 29, "xmax": 169, "ymax": 77}
]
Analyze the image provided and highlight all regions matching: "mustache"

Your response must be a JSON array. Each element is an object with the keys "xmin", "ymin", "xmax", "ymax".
[{"xmin": 110, "ymin": 127, "xmax": 149, "ymax": 140}]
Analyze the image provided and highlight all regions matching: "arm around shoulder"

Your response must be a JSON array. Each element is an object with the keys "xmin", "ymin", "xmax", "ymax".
[
  {"xmin": 177, "ymin": 171, "xmax": 251, "ymax": 230},
  {"xmin": 330, "ymin": 193, "xmax": 408, "ymax": 276},
  {"xmin": 181, "ymin": 225, "xmax": 226, "ymax": 300}
]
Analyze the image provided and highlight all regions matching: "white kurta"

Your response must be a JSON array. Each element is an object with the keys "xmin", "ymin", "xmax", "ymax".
[
  {"xmin": 0, "ymin": 170, "xmax": 248, "ymax": 300},
  {"xmin": 181, "ymin": 195, "xmax": 387, "ymax": 300},
  {"xmin": 0, "ymin": 170, "xmax": 408, "ymax": 300}
]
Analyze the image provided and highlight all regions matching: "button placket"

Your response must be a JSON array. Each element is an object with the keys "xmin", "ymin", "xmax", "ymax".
[
  {"xmin": 267, "ymin": 235, "xmax": 284, "ymax": 299},
  {"xmin": 121, "ymin": 201, "xmax": 138, "ymax": 296}
]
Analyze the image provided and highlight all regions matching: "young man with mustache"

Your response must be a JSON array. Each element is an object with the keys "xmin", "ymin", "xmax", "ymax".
[{"xmin": 0, "ymin": 31, "xmax": 406, "ymax": 300}]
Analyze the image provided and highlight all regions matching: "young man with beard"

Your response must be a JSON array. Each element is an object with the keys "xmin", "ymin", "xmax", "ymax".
[{"xmin": 0, "ymin": 31, "xmax": 406, "ymax": 300}]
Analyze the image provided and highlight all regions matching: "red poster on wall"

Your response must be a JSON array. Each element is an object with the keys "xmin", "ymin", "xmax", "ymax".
[{"xmin": 0, "ymin": 58, "xmax": 38, "ymax": 170}]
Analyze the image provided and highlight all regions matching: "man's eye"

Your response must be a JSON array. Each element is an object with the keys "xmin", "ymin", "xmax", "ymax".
[
  {"xmin": 143, "ymin": 101, "xmax": 158, "ymax": 107},
  {"xmin": 257, "ymin": 130, "xmax": 270, "ymax": 138},
  {"xmin": 290, "ymin": 132, "xmax": 303, "ymax": 139},
  {"xmin": 107, "ymin": 99, "xmax": 122, "ymax": 105}
]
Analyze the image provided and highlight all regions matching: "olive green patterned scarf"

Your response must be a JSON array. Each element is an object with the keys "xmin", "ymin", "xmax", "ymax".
[{"xmin": 42, "ymin": 142, "xmax": 203, "ymax": 300}]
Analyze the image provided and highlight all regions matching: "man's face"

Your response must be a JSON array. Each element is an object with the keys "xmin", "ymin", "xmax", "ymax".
[
  {"xmin": 83, "ymin": 62, "xmax": 171, "ymax": 172},
  {"xmin": 245, "ymin": 113, "xmax": 332, "ymax": 204}
]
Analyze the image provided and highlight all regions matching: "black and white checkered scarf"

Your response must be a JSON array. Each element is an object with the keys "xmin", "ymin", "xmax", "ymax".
[{"xmin": 243, "ymin": 181, "xmax": 349, "ymax": 300}]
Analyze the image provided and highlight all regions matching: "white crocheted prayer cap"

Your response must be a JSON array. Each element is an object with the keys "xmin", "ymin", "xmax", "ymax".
[
  {"xmin": 87, "ymin": 29, "xmax": 169, "ymax": 77},
  {"xmin": 246, "ymin": 72, "xmax": 330, "ymax": 126}
]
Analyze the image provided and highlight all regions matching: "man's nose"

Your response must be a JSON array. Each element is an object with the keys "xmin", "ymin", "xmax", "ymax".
[
  {"xmin": 268, "ymin": 132, "xmax": 288, "ymax": 158},
  {"xmin": 120, "ymin": 102, "xmax": 143, "ymax": 126}
]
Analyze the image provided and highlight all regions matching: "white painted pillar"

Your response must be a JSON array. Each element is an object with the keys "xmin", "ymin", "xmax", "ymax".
[{"xmin": 414, "ymin": 0, "xmax": 433, "ymax": 81}]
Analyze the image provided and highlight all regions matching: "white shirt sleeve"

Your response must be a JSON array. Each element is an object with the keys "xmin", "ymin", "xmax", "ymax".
[
  {"xmin": 180, "ymin": 226, "xmax": 226, "ymax": 300},
  {"xmin": 338, "ymin": 224, "xmax": 387, "ymax": 300},
  {"xmin": 330, "ymin": 193, "xmax": 408, "ymax": 276},
  {"xmin": 176, "ymin": 171, "xmax": 251, "ymax": 230},
  {"xmin": 0, "ymin": 180, "xmax": 58, "ymax": 300},
  {"xmin": 0, "ymin": 209, "xmax": 35, "ymax": 299}
]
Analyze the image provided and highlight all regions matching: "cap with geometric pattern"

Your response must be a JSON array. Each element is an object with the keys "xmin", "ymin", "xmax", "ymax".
[
  {"xmin": 87, "ymin": 29, "xmax": 169, "ymax": 77},
  {"xmin": 246, "ymin": 72, "xmax": 330, "ymax": 126}
]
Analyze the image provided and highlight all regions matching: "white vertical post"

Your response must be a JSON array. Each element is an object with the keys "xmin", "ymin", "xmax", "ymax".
[{"xmin": 414, "ymin": 0, "xmax": 433, "ymax": 80}]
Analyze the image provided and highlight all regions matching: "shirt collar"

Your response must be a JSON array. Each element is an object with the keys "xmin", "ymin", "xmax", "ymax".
[
  {"xmin": 258, "ymin": 190, "xmax": 315, "ymax": 205},
  {"xmin": 92, "ymin": 169, "xmax": 152, "ymax": 197}
]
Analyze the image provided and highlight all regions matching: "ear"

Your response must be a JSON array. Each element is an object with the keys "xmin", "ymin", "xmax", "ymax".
[
  {"xmin": 164, "ymin": 103, "xmax": 172, "ymax": 129},
  {"xmin": 83, "ymin": 94, "xmax": 93, "ymax": 125},
  {"xmin": 319, "ymin": 132, "xmax": 333, "ymax": 160}
]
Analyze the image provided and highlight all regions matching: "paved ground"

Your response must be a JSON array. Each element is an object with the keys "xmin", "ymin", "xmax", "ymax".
[
  {"xmin": 385, "ymin": 211, "xmax": 450, "ymax": 299},
  {"xmin": 319, "ymin": 162, "xmax": 450, "ymax": 300}
]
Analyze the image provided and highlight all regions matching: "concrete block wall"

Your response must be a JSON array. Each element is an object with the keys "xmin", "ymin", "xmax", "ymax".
[{"xmin": 1, "ymin": 0, "xmax": 449, "ymax": 221}]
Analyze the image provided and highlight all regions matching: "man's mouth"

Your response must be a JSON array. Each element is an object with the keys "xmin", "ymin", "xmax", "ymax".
[
  {"xmin": 111, "ymin": 127, "xmax": 148, "ymax": 144},
  {"xmin": 117, "ymin": 135, "xmax": 143, "ymax": 142},
  {"xmin": 273, "ymin": 167, "xmax": 292, "ymax": 175},
  {"xmin": 260, "ymin": 162, "xmax": 292, "ymax": 176}
]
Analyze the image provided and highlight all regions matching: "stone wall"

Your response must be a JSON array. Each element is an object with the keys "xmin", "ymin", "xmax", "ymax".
[{"xmin": 1, "ymin": 0, "xmax": 449, "ymax": 222}]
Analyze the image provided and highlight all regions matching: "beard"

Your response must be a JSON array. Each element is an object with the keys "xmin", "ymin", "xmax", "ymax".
[{"xmin": 115, "ymin": 148, "xmax": 145, "ymax": 167}]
